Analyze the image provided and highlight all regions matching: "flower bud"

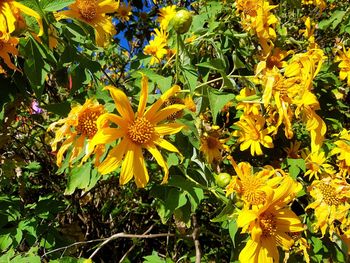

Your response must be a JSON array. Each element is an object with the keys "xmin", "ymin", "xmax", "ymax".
[{"xmin": 173, "ymin": 10, "xmax": 192, "ymax": 34}]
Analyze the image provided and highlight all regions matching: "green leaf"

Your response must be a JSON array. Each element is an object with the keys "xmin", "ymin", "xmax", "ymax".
[
  {"xmin": 286, "ymin": 158, "xmax": 306, "ymax": 179},
  {"xmin": 168, "ymin": 175, "xmax": 205, "ymax": 212},
  {"xmin": 152, "ymin": 187, "xmax": 188, "ymax": 224},
  {"xmin": 318, "ymin": 10, "xmax": 346, "ymax": 30},
  {"xmin": 64, "ymin": 163, "xmax": 92, "ymax": 195},
  {"xmin": 228, "ymin": 220, "xmax": 238, "ymax": 248},
  {"xmin": 143, "ymin": 251, "xmax": 167, "ymax": 263},
  {"xmin": 134, "ymin": 69, "xmax": 173, "ymax": 94},
  {"xmin": 0, "ymin": 234, "xmax": 12, "ymax": 251},
  {"xmin": 197, "ymin": 58, "xmax": 226, "ymax": 73},
  {"xmin": 182, "ymin": 65, "xmax": 198, "ymax": 93},
  {"xmin": 40, "ymin": 0, "xmax": 75, "ymax": 11},
  {"xmin": 311, "ymin": 236, "xmax": 323, "ymax": 254},
  {"xmin": 21, "ymin": 37, "xmax": 50, "ymax": 97},
  {"xmin": 211, "ymin": 200, "xmax": 235, "ymax": 222},
  {"xmin": 207, "ymin": 87, "xmax": 235, "ymax": 123}
]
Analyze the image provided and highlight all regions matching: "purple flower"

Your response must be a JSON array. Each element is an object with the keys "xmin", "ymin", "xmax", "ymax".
[{"xmin": 31, "ymin": 100, "xmax": 43, "ymax": 114}]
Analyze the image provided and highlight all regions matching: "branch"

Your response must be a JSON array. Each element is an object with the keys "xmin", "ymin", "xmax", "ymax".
[
  {"xmin": 118, "ymin": 224, "xmax": 155, "ymax": 263},
  {"xmin": 192, "ymin": 215, "xmax": 201, "ymax": 263},
  {"xmin": 41, "ymin": 231, "xmax": 175, "ymax": 259},
  {"xmin": 89, "ymin": 232, "xmax": 176, "ymax": 259}
]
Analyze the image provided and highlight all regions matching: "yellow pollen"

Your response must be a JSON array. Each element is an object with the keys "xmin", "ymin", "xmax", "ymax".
[
  {"xmin": 76, "ymin": 109, "xmax": 101, "ymax": 138},
  {"xmin": 128, "ymin": 117, "xmax": 155, "ymax": 144},
  {"xmin": 318, "ymin": 183, "xmax": 340, "ymax": 206},
  {"xmin": 260, "ymin": 212, "xmax": 277, "ymax": 238},
  {"xmin": 77, "ymin": 0, "xmax": 98, "ymax": 21},
  {"xmin": 241, "ymin": 176, "xmax": 266, "ymax": 205}
]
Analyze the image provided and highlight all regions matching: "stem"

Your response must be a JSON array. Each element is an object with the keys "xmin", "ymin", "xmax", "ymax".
[{"xmin": 175, "ymin": 33, "xmax": 180, "ymax": 84}]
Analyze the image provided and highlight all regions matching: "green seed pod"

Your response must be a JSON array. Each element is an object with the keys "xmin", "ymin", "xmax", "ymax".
[
  {"xmin": 173, "ymin": 10, "xmax": 193, "ymax": 34},
  {"xmin": 215, "ymin": 172, "xmax": 231, "ymax": 188}
]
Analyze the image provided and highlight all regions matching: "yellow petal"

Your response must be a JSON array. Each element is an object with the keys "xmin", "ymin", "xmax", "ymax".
[
  {"xmin": 275, "ymin": 232, "xmax": 295, "ymax": 250},
  {"xmin": 133, "ymin": 147, "xmax": 149, "ymax": 188},
  {"xmin": 96, "ymin": 113, "xmax": 125, "ymax": 129},
  {"xmin": 149, "ymin": 104, "xmax": 186, "ymax": 124},
  {"xmin": 237, "ymin": 209, "xmax": 257, "ymax": 228},
  {"xmin": 137, "ymin": 74, "xmax": 149, "ymax": 116},
  {"xmin": 2, "ymin": 3, "xmax": 16, "ymax": 34},
  {"xmin": 154, "ymin": 138, "xmax": 181, "ymax": 154},
  {"xmin": 154, "ymin": 123, "xmax": 185, "ymax": 135},
  {"xmin": 104, "ymin": 86, "xmax": 134, "ymax": 122},
  {"xmin": 144, "ymin": 85, "xmax": 181, "ymax": 119},
  {"xmin": 56, "ymin": 135, "xmax": 75, "ymax": 166},
  {"xmin": 98, "ymin": 0, "xmax": 120, "ymax": 13},
  {"xmin": 119, "ymin": 142, "xmax": 136, "ymax": 185},
  {"xmin": 98, "ymin": 139, "xmax": 127, "ymax": 175},
  {"xmin": 239, "ymin": 239, "xmax": 259, "ymax": 263},
  {"xmin": 260, "ymin": 238, "xmax": 277, "ymax": 263},
  {"xmin": 146, "ymin": 143, "xmax": 169, "ymax": 183},
  {"xmin": 13, "ymin": 1, "xmax": 43, "ymax": 36}
]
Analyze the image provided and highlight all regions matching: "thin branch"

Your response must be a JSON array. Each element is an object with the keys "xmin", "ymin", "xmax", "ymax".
[
  {"xmin": 42, "ymin": 231, "xmax": 176, "ymax": 259},
  {"xmin": 118, "ymin": 224, "xmax": 155, "ymax": 263},
  {"xmin": 192, "ymin": 215, "xmax": 201, "ymax": 263},
  {"xmin": 89, "ymin": 232, "xmax": 176, "ymax": 259}
]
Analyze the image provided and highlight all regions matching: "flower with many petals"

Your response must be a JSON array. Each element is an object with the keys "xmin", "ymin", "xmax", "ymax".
[
  {"xmin": 158, "ymin": 5, "xmax": 176, "ymax": 30},
  {"xmin": 85, "ymin": 75, "xmax": 186, "ymax": 188},
  {"xmin": 48, "ymin": 99, "xmax": 106, "ymax": 167},
  {"xmin": 0, "ymin": 0, "xmax": 43, "ymax": 35},
  {"xmin": 116, "ymin": 2, "xmax": 132, "ymax": 22},
  {"xmin": 237, "ymin": 176, "xmax": 304, "ymax": 263},
  {"xmin": 335, "ymin": 46, "xmax": 350, "ymax": 86},
  {"xmin": 307, "ymin": 177, "xmax": 350, "ymax": 237},
  {"xmin": 232, "ymin": 115, "xmax": 274, "ymax": 156},
  {"xmin": 56, "ymin": 0, "xmax": 119, "ymax": 46}
]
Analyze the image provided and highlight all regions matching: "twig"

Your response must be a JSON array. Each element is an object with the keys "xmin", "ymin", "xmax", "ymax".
[
  {"xmin": 89, "ymin": 232, "xmax": 176, "ymax": 259},
  {"xmin": 192, "ymin": 215, "xmax": 201, "ymax": 263},
  {"xmin": 118, "ymin": 224, "xmax": 155, "ymax": 263},
  {"xmin": 41, "ymin": 238, "xmax": 105, "ymax": 258}
]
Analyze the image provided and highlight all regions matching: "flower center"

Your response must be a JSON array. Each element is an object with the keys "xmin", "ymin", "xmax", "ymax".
[
  {"xmin": 77, "ymin": 0, "xmax": 98, "ymax": 21},
  {"xmin": 128, "ymin": 117, "xmax": 155, "ymax": 144},
  {"xmin": 76, "ymin": 108, "xmax": 102, "ymax": 138},
  {"xmin": 206, "ymin": 136, "xmax": 220, "ymax": 149},
  {"xmin": 318, "ymin": 183, "xmax": 340, "ymax": 206},
  {"xmin": 260, "ymin": 212, "xmax": 277, "ymax": 238},
  {"xmin": 241, "ymin": 177, "xmax": 266, "ymax": 205}
]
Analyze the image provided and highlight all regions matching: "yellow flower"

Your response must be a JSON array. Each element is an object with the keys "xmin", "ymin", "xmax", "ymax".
[
  {"xmin": 237, "ymin": 178, "xmax": 304, "ymax": 263},
  {"xmin": 158, "ymin": 5, "xmax": 176, "ymax": 30},
  {"xmin": 199, "ymin": 132, "xmax": 226, "ymax": 165},
  {"xmin": 236, "ymin": 87, "xmax": 261, "ymax": 116},
  {"xmin": 143, "ymin": 37, "xmax": 167, "ymax": 65},
  {"xmin": 0, "ymin": 33, "xmax": 19, "ymax": 73},
  {"xmin": 116, "ymin": 2, "xmax": 132, "ymax": 23},
  {"xmin": 300, "ymin": 17, "xmax": 316, "ymax": 46},
  {"xmin": 307, "ymin": 177, "xmax": 350, "ymax": 238},
  {"xmin": 301, "ymin": 0, "xmax": 326, "ymax": 11},
  {"xmin": 0, "ymin": 0, "xmax": 43, "ymax": 35},
  {"xmin": 232, "ymin": 115, "xmax": 274, "ymax": 156},
  {"xmin": 335, "ymin": 45, "xmax": 350, "ymax": 86},
  {"xmin": 48, "ymin": 99, "xmax": 106, "ymax": 167},
  {"xmin": 304, "ymin": 150, "xmax": 335, "ymax": 180},
  {"xmin": 85, "ymin": 75, "xmax": 186, "ymax": 188},
  {"xmin": 331, "ymin": 129, "xmax": 350, "ymax": 177},
  {"xmin": 226, "ymin": 156, "xmax": 299, "ymax": 208},
  {"xmin": 56, "ymin": 0, "xmax": 119, "ymax": 46}
]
